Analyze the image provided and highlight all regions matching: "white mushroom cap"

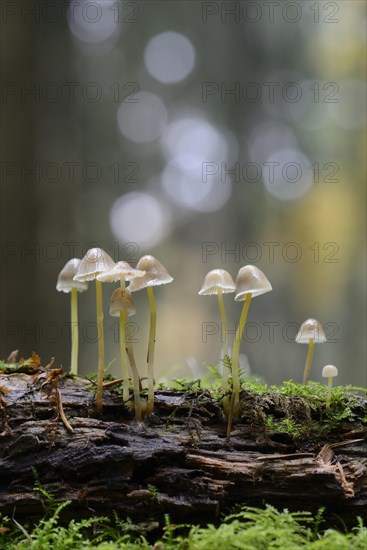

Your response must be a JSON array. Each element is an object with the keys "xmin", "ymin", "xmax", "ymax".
[
  {"xmin": 296, "ymin": 319, "xmax": 327, "ymax": 344},
  {"xmin": 109, "ymin": 288, "xmax": 136, "ymax": 317},
  {"xmin": 322, "ymin": 364, "xmax": 338, "ymax": 378},
  {"xmin": 234, "ymin": 265, "xmax": 272, "ymax": 301},
  {"xmin": 73, "ymin": 248, "xmax": 116, "ymax": 282},
  {"xmin": 97, "ymin": 261, "xmax": 146, "ymax": 283},
  {"xmin": 128, "ymin": 255, "xmax": 173, "ymax": 292},
  {"xmin": 198, "ymin": 269, "xmax": 235, "ymax": 296},
  {"xmin": 57, "ymin": 258, "xmax": 88, "ymax": 293}
]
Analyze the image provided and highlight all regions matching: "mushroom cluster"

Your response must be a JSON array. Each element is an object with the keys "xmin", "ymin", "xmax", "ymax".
[
  {"xmin": 57, "ymin": 249, "xmax": 173, "ymax": 418},
  {"xmin": 56, "ymin": 249, "xmax": 338, "ymax": 426},
  {"xmin": 199, "ymin": 265, "xmax": 272, "ymax": 418},
  {"xmin": 199, "ymin": 264, "xmax": 338, "ymax": 426}
]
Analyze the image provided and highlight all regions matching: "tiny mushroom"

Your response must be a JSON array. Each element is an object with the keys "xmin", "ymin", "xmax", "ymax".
[
  {"xmin": 322, "ymin": 364, "xmax": 338, "ymax": 409},
  {"xmin": 296, "ymin": 319, "xmax": 326, "ymax": 385},
  {"xmin": 198, "ymin": 269, "xmax": 236, "ymax": 391},
  {"xmin": 110, "ymin": 288, "xmax": 142, "ymax": 421},
  {"xmin": 73, "ymin": 247, "xmax": 116, "ymax": 411},
  {"xmin": 232, "ymin": 265, "xmax": 272, "ymax": 415},
  {"xmin": 98, "ymin": 261, "xmax": 145, "ymax": 403},
  {"xmin": 129, "ymin": 255, "xmax": 173, "ymax": 415},
  {"xmin": 56, "ymin": 258, "xmax": 88, "ymax": 376}
]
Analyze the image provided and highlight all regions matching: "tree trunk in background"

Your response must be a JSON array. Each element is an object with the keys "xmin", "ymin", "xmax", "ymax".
[
  {"xmin": 0, "ymin": 3, "xmax": 37, "ymax": 358},
  {"xmin": 0, "ymin": 373, "xmax": 366, "ymax": 526}
]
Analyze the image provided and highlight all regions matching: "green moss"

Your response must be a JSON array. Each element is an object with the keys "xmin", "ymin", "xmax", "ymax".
[{"xmin": 0, "ymin": 504, "xmax": 365, "ymax": 549}]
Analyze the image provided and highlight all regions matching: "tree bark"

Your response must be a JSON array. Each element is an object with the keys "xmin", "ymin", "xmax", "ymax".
[{"xmin": 0, "ymin": 371, "xmax": 366, "ymax": 526}]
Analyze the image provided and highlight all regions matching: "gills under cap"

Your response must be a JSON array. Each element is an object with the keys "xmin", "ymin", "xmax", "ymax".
[
  {"xmin": 128, "ymin": 255, "xmax": 173, "ymax": 291},
  {"xmin": 234, "ymin": 265, "xmax": 272, "ymax": 301},
  {"xmin": 198, "ymin": 269, "xmax": 235, "ymax": 296},
  {"xmin": 97, "ymin": 261, "xmax": 146, "ymax": 283},
  {"xmin": 73, "ymin": 248, "xmax": 116, "ymax": 282}
]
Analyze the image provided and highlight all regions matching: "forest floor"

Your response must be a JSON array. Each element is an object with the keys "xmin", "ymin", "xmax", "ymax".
[{"xmin": 0, "ymin": 354, "xmax": 366, "ymax": 548}]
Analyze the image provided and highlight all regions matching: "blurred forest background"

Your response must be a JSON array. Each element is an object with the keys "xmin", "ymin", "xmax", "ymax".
[{"xmin": 1, "ymin": 0, "xmax": 366, "ymax": 386}]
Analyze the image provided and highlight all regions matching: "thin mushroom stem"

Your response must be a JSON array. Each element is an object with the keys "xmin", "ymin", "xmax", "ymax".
[
  {"xmin": 146, "ymin": 285, "xmax": 156, "ymax": 415},
  {"xmin": 126, "ymin": 343, "xmax": 142, "ymax": 421},
  {"xmin": 231, "ymin": 292, "xmax": 252, "ymax": 415},
  {"xmin": 326, "ymin": 376, "xmax": 333, "ymax": 409},
  {"xmin": 118, "ymin": 274, "xmax": 129, "ymax": 403},
  {"xmin": 70, "ymin": 287, "xmax": 79, "ymax": 376},
  {"xmin": 303, "ymin": 338, "xmax": 314, "ymax": 385},
  {"xmin": 119, "ymin": 310, "xmax": 129, "ymax": 403},
  {"xmin": 95, "ymin": 278, "xmax": 105, "ymax": 412},
  {"xmin": 217, "ymin": 288, "xmax": 229, "ymax": 391}
]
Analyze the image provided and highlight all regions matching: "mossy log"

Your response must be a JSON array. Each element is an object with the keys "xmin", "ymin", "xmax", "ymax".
[{"xmin": 0, "ymin": 371, "xmax": 366, "ymax": 526}]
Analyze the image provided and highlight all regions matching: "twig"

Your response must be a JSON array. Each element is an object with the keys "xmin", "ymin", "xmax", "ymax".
[
  {"xmin": 257, "ymin": 453, "xmax": 314, "ymax": 461},
  {"xmin": 56, "ymin": 388, "xmax": 74, "ymax": 433}
]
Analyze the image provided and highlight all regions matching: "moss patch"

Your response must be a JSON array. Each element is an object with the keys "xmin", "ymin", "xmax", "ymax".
[{"xmin": 0, "ymin": 503, "xmax": 365, "ymax": 549}]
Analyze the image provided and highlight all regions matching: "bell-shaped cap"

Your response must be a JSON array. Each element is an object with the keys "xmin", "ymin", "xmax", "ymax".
[
  {"xmin": 322, "ymin": 364, "xmax": 338, "ymax": 378},
  {"xmin": 128, "ymin": 255, "xmax": 173, "ymax": 292},
  {"xmin": 97, "ymin": 261, "xmax": 146, "ymax": 283},
  {"xmin": 73, "ymin": 248, "xmax": 116, "ymax": 282},
  {"xmin": 109, "ymin": 288, "xmax": 136, "ymax": 317},
  {"xmin": 234, "ymin": 265, "xmax": 272, "ymax": 301},
  {"xmin": 57, "ymin": 258, "xmax": 88, "ymax": 293},
  {"xmin": 198, "ymin": 269, "xmax": 235, "ymax": 296},
  {"xmin": 296, "ymin": 319, "xmax": 326, "ymax": 344}
]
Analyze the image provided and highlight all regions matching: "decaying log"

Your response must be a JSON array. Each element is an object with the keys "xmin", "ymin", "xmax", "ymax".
[{"xmin": 0, "ymin": 371, "xmax": 366, "ymax": 526}]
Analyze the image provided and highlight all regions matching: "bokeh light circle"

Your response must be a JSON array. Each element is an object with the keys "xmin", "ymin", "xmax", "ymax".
[
  {"xmin": 161, "ymin": 163, "xmax": 232, "ymax": 212},
  {"xmin": 117, "ymin": 91, "xmax": 168, "ymax": 143},
  {"xmin": 263, "ymin": 149, "xmax": 313, "ymax": 201},
  {"xmin": 68, "ymin": 0, "xmax": 119, "ymax": 44},
  {"xmin": 161, "ymin": 117, "xmax": 229, "ymax": 173},
  {"xmin": 144, "ymin": 31, "xmax": 196, "ymax": 84},
  {"xmin": 110, "ymin": 192, "xmax": 169, "ymax": 248}
]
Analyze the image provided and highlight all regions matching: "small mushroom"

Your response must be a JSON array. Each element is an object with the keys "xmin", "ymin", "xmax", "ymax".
[
  {"xmin": 296, "ymin": 319, "xmax": 326, "ymax": 385},
  {"xmin": 56, "ymin": 258, "xmax": 88, "ymax": 376},
  {"xmin": 110, "ymin": 288, "xmax": 142, "ymax": 421},
  {"xmin": 198, "ymin": 269, "xmax": 235, "ymax": 390},
  {"xmin": 73, "ymin": 247, "xmax": 116, "ymax": 411},
  {"xmin": 129, "ymin": 255, "xmax": 173, "ymax": 415},
  {"xmin": 322, "ymin": 364, "xmax": 338, "ymax": 409},
  {"xmin": 232, "ymin": 265, "xmax": 272, "ymax": 415},
  {"xmin": 98, "ymin": 261, "xmax": 145, "ymax": 402}
]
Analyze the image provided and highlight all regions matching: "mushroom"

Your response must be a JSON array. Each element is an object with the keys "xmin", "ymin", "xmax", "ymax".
[
  {"xmin": 322, "ymin": 364, "xmax": 338, "ymax": 409},
  {"xmin": 232, "ymin": 265, "xmax": 272, "ymax": 415},
  {"xmin": 110, "ymin": 288, "xmax": 142, "ymax": 421},
  {"xmin": 97, "ymin": 261, "xmax": 145, "ymax": 402},
  {"xmin": 56, "ymin": 258, "xmax": 88, "ymax": 376},
  {"xmin": 296, "ymin": 319, "xmax": 326, "ymax": 385},
  {"xmin": 73, "ymin": 247, "xmax": 116, "ymax": 411},
  {"xmin": 129, "ymin": 255, "xmax": 173, "ymax": 414},
  {"xmin": 198, "ymin": 269, "xmax": 235, "ymax": 390}
]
